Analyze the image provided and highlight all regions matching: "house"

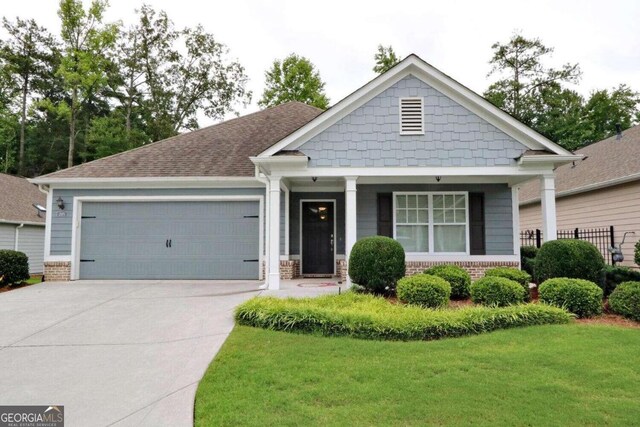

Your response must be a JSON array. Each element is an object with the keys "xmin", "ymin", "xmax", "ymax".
[
  {"xmin": 0, "ymin": 173, "xmax": 46, "ymax": 274},
  {"xmin": 30, "ymin": 55, "xmax": 579, "ymax": 288},
  {"xmin": 519, "ymin": 124, "xmax": 640, "ymax": 266}
]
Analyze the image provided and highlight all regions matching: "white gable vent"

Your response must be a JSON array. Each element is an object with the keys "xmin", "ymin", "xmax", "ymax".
[{"xmin": 399, "ymin": 97, "xmax": 424, "ymax": 135}]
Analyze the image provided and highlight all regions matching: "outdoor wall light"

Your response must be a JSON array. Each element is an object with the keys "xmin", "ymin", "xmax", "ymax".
[
  {"xmin": 435, "ymin": 176, "xmax": 442, "ymax": 182},
  {"xmin": 56, "ymin": 196, "xmax": 65, "ymax": 210}
]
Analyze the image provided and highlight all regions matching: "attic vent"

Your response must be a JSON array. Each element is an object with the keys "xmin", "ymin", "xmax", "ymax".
[{"xmin": 399, "ymin": 97, "xmax": 424, "ymax": 135}]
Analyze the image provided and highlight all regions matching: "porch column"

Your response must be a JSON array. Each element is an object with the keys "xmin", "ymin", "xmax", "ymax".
[
  {"xmin": 268, "ymin": 176, "xmax": 281, "ymax": 289},
  {"xmin": 540, "ymin": 174, "xmax": 557, "ymax": 241},
  {"xmin": 345, "ymin": 176, "xmax": 358, "ymax": 285}
]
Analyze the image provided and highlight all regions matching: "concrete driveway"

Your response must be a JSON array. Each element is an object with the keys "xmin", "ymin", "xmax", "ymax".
[{"xmin": 0, "ymin": 280, "xmax": 263, "ymax": 426}]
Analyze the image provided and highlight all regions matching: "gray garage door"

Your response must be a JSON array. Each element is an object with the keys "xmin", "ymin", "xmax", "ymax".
[{"xmin": 79, "ymin": 201, "xmax": 260, "ymax": 280}]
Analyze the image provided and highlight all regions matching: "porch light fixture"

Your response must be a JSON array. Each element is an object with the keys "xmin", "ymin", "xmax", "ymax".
[
  {"xmin": 312, "ymin": 177, "xmax": 318, "ymax": 182},
  {"xmin": 56, "ymin": 196, "xmax": 65, "ymax": 210},
  {"xmin": 435, "ymin": 176, "xmax": 442, "ymax": 182}
]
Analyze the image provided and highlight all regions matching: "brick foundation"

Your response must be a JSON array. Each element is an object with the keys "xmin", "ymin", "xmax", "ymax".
[
  {"xmin": 44, "ymin": 261, "xmax": 71, "ymax": 282},
  {"xmin": 279, "ymin": 260, "xmax": 300, "ymax": 280},
  {"xmin": 405, "ymin": 261, "xmax": 520, "ymax": 279}
]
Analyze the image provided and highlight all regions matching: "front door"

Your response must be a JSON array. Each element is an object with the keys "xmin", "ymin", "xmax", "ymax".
[{"xmin": 301, "ymin": 201, "xmax": 335, "ymax": 275}]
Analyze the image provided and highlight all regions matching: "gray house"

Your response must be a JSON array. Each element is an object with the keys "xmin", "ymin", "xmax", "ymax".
[
  {"xmin": 31, "ymin": 55, "xmax": 579, "ymax": 288},
  {"xmin": 0, "ymin": 173, "xmax": 46, "ymax": 274}
]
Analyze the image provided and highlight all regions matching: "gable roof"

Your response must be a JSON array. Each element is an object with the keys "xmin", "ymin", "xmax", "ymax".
[
  {"xmin": 519, "ymin": 124, "xmax": 640, "ymax": 204},
  {"xmin": 0, "ymin": 173, "xmax": 46, "ymax": 224},
  {"xmin": 33, "ymin": 102, "xmax": 322, "ymax": 181},
  {"xmin": 260, "ymin": 54, "xmax": 575, "ymax": 158}
]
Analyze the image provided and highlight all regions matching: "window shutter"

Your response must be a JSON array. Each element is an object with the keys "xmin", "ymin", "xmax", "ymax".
[
  {"xmin": 377, "ymin": 193, "xmax": 393, "ymax": 237},
  {"xmin": 469, "ymin": 192, "xmax": 486, "ymax": 255},
  {"xmin": 399, "ymin": 97, "xmax": 424, "ymax": 134}
]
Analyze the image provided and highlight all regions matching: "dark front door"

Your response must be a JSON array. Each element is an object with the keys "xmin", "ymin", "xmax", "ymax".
[{"xmin": 302, "ymin": 201, "xmax": 334, "ymax": 275}]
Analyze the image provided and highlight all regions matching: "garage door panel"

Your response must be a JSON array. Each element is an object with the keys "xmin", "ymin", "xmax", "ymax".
[{"xmin": 79, "ymin": 201, "xmax": 260, "ymax": 280}]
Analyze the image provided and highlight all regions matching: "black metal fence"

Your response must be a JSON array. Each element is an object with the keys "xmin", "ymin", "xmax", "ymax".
[{"xmin": 520, "ymin": 226, "xmax": 615, "ymax": 265}]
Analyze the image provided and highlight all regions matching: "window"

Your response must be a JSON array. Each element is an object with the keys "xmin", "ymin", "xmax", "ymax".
[
  {"xmin": 394, "ymin": 192, "xmax": 468, "ymax": 254},
  {"xmin": 399, "ymin": 97, "xmax": 424, "ymax": 135}
]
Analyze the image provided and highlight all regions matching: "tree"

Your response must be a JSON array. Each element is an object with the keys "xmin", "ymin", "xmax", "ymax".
[
  {"xmin": 484, "ymin": 33, "xmax": 581, "ymax": 124},
  {"xmin": 373, "ymin": 45, "xmax": 400, "ymax": 74},
  {"xmin": 259, "ymin": 54, "xmax": 329, "ymax": 109},
  {"xmin": 0, "ymin": 18, "xmax": 58, "ymax": 175},
  {"xmin": 54, "ymin": 0, "xmax": 118, "ymax": 167},
  {"xmin": 582, "ymin": 85, "xmax": 640, "ymax": 142}
]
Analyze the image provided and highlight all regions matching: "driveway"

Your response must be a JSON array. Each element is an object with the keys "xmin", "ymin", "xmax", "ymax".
[{"xmin": 0, "ymin": 280, "xmax": 263, "ymax": 426}]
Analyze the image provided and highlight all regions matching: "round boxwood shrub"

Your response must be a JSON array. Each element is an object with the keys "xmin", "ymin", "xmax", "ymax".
[
  {"xmin": 538, "ymin": 278, "xmax": 603, "ymax": 318},
  {"xmin": 470, "ymin": 277, "xmax": 526, "ymax": 307},
  {"xmin": 609, "ymin": 281, "xmax": 640, "ymax": 321},
  {"xmin": 0, "ymin": 250, "xmax": 29, "ymax": 286},
  {"xmin": 534, "ymin": 240, "xmax": 604, "ymax": 284},
  {"xmin": 423, "ymin": 265, "xmax": 471, "ymax": 299},
  {"xmin": 484, "ymin": 267, "xmax": 532, "ymax": 301},
  {"xmin": 520, "ymin": 245, "xmax": 538, "ymax": 278},
  {"xmin": 635, "ymin": 241, "xmax": 640, "ymax": 267},
  {"xmin": 396, "ymin": 274, "xmax": 451, "ymax": 308},
  {"xmin": 348, "ymin": 236, "xmax": 405, "ymax": 293},
  {"xmin": 601, "ymin": 265, "xmax": 640, "ymax": 296}
]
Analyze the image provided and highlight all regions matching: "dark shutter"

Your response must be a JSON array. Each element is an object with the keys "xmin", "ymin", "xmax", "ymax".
[
  {"xmin": 377, "ymin": 193, "xmax": 393, "ymax": 237},
  {"xmin": 469, "ymin": 192, "xmax": 486, "ymax": 255}
]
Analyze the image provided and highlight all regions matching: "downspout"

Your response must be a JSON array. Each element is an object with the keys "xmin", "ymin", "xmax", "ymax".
[{"xmin": 14, "ymin": 223, "xmax": 24, "ymax": 251}]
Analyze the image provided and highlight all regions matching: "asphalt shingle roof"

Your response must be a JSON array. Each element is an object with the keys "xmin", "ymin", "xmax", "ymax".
[
  {"xmin": 0, "ymin": 173, "xmax": 46, "ymax": 224},
  {"xmin": 520, "ymin": 124, "xmax": 640, "ymax": 204},
  {"xmin": 38, "ymin": 101, "xmax": 323, "ymax": 179}
]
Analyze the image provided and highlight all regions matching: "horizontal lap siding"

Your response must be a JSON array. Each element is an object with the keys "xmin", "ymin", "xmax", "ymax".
[
  {"xmin": 357, "ymin": 184, "xmax": 514, "ymax": 255},
  {"xmin": 16, "ymin": 225, "xmax": 45, "ymax": 274},
  {"xmin": 0, "ymin": 224, "xmax": 14, "ymax": 249},
  {"xmin": 49, "ymin": 187, "xmax": 265, "ymax": 256},
  {"xmin": 519, "ymin": 181, "xmax": 640, "ymax": 266}
]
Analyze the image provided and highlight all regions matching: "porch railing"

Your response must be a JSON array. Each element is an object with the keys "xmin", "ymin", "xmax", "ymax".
[{"xmin": 520, "ymin": 226, "xmax": 615, "ymax": 265}]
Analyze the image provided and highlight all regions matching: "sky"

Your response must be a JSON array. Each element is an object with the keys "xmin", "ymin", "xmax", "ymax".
[{"xmin": 2, "ymin": 0, "xmax": 639, "ymax": 126}]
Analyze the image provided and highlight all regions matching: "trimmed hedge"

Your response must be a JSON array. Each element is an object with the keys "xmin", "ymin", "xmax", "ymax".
[
  {"xmin": 538, "ymin": 278, "xmax": 603, "ymax": 318},
  {"xmin": 397, "ymin": 274, "xmax": 451, "ymax": 308},
  {"xmin": 635, "ymin": 241, "xmax": 640, "ymax": 267},
  {"xmin": 535, "ymin": 240, "xmax": 605, "ymax": 284},
  {"xmin": 470, "ymin": 277, "xmax": 527, "ymax": 307},
  {"xmin": 348, "ymin": 236, "xmax": 405, "ymax": 293},
  {"xmin": 0, "ymin": 250, "xmax": 29, "ymax": 286},
  {"xmin": 601, "ymin": 265, "xmax": 640, "ymax": 297},
  {"xmin": 235, "ymin": 293, "xmax": 573, "ymax": 341},
  {"xmin": 520, "ymin": 245, "xmax": 538, "ymax": 278},
  {"xmin": 484, "ymin": 267, "xmax": 532, "ymax": 300},
  {"xmin": 609, "ymin": 281, "xmax": 640, "ymax": 322},
  {"xmin": 423, "ymin": 265, "xmax": 471, "ymax": 299}
]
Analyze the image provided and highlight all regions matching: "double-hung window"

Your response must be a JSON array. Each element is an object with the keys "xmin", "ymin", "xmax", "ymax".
[{"xmin": 393, "ymin": 192, "xmax": 468, "ymax": 254}]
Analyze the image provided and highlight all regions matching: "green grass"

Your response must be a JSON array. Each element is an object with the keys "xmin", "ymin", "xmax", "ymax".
[
  {"xmin": 196, "ymin": 324, "xmax": 640, "ymax": 426},
  {"xmin": 25, "ymin": 277, "xmax": 42, "ymax": 285}
]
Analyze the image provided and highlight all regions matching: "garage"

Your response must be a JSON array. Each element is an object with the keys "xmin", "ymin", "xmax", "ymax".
[{"xmin": 78, "ymin": 200, "xmax": 261, "ymax": 280}]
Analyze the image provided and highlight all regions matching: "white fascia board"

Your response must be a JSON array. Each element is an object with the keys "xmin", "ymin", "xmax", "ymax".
[
  {"xmin": 519, "ymin": 172, "xmax": 640, "ymax": 206},
  {"xmin": 517, "ymin": 154, "xmax": 583, "ymax": 167},
  {"xmin": 259, "ymin": 55, "xmax": 574, "ymax": 158},
  {"xmin": 0, "ymin": 219, "xmax": 45, "ymax": 227},
  {"xmin": 269, "ymin": 166, "xmax": 554, "ymax": 178},
  {"xmin": 29, "ymin": 176, "xmax": 266, "ymax": 189}
]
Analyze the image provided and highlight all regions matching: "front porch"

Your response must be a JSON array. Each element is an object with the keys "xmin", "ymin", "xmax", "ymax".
[{"xmin": 263, "ymin": 171, "xmax": 559, "ymax": 290}]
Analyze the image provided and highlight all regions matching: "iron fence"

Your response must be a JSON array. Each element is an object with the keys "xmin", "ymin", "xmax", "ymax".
[{"xmin": 520, "ymin": 226, "xmax": 615, "ymax": 265}]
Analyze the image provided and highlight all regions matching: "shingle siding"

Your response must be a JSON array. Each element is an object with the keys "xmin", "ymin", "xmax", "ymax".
[
  {"xmin": 356, "ymin": 184, "xmax": 514, "ymax": 255},
  {"xmin": 298, "ymin": 75, "xmax": 528, "ymax": 167}
]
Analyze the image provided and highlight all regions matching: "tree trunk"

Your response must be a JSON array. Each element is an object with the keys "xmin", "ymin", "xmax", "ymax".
[
  {"xmin": 18, "ymin": 75, "xmax": 28, "ymax": 176},
  {"xmin": 67, "ymin": 87, "xmax": 77, "ymax": 168}
]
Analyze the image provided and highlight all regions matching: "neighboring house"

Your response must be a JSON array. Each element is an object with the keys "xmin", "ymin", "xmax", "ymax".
[
  {"xmin": 0, "ymin": 173, "xmax": 46, "ymax": 274},
  {"xmin": 30, "ymin": 55, "xmax": 579, "ymax": 288},
  {"xmin": 519, "ymin": 125, "xmax": 640, "ymax": 267}
]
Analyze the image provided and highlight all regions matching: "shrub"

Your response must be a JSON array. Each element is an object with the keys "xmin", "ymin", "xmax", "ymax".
[
  {"xmin": 538, "ymin": 278, "xmax": 603, "ymax": 318},
  {"xmin": 520, "ymin": 245, "xmax": 538, "ymax": 278},
  {"xmin": 609, "ymin": 281, "xmax": 640, "ymax": 321},
  {"xmin": 635, "ymin": 241, "xmax": 640, "ymax": 267},
  {"xmin": 535, "ymin": 240, "xmax": 605, "ymax": 284},
  {"xmin": 423, "ymin": 265, "xmax": 471, "ymax": 299},
  {"xmin": 397, "ymin": 274, "xmax": 451, "ymax": 308},
  {"xmin": 601, "ymin": 265, "xmax": 640, "ymax": 296},
  {"xmin": 470, "ymin": 277, "xmax": 527, "ymax": 307},
  {"xmin": 485, "ymin": 267, "xmax": 532, "ymax": 300},
  {"xmin": 235, "ymin": 293, "xmax": 573, "ymax": 341},
  {"xmin": 348, "ymin": 236, "xmax": 405, "ymax": 293},
  {"xmin": 0, "ymin": 250, "xmax": 29, "ymax": 286}
]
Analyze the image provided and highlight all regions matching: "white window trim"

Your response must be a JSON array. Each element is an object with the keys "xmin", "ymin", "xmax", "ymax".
[
  {"xmin": 392, "ymin": 191, "xmax": 470, "ymax": 256},
  {"xmin": 399, "ymin": 97, "xmax": 425, "ymax": 135}
]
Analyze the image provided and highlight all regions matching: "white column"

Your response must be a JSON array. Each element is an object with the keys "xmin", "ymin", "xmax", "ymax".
[
  {"xmin": 540, "ymin": 174, "xmax": 557, "ymax": 241},
  {"xmin": 268, "ymin": 176, "xmax": 281, "ymax": 290},
  {"xmin": 345, "ymin": 176, "xmax": 358, "ymax": 285},
  {"xmin": 511, "ymin": 186, "xmax": 521, "ymax": 262}
]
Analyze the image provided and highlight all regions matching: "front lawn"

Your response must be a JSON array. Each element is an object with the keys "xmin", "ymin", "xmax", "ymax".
[{"xmin": 196, "ymin": 324, "xmax": 640, "ymax": 426}]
